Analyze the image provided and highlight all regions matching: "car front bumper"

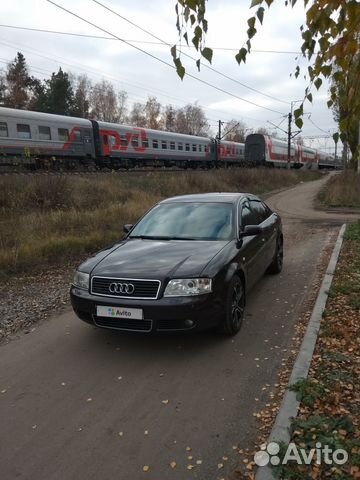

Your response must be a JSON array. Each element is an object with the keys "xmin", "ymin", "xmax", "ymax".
[{"xmin": 70, "ymin": 286, "xmax": 224, "ymax": 333}]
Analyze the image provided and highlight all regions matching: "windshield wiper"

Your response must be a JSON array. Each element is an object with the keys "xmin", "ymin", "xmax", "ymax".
[
  {"xmin": 129, "ymin": 235, "xmax": 198, "ymax": 240},
  {"xmin": 129, "ymin": 235, "xmax": 173, "ymax": 240}
]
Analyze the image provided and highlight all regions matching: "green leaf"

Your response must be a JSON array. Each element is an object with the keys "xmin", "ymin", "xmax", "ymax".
[
  {"xmin": 314, "ymin": 77, "xmax": 322, "ymax": 90},
  {"xmin": 201, "ymin": 47, "xmax": 213, "ymax": 64},
  {"xmin": 295, "ymin": 117, "xmax": 303, "ymax": 129},
  {"xmin": 333, "ymin": 132, "xmax": 339, "ymax": 144},
  {"xmin": 294, "ymin": 106, "xmax": 303, "ymax": 119},
  {"xmin": 235, "ymin": 48, "xmax": 248, "ymax": 64},
  {"xmin": 247, "ymin": 26, "xmax": 257, "ymax": 39},
  {"xmin": 194, "ymin": 25, "xmax": 202, "ymax": 40},
  {"xmin": 295, "ymin": 65, "xmax": 300, "ymax": 78},
  {"xmin": 307, "ymin": 93, "xmax": 313, "ymax": 103},
  {"xmin": 196, "ymin": 59, "xmax": 200, "ymax": 71},
  {"xmin": 192, "ymin": 34, "xmax": 200, "ymax": 51},
  {"xmin": 186, "ymin": 0, "xmax": 198, "ymax": 11},
  {"xmin": 247, "ymin": 16, "xmax": 256, "ymax": 29},
  {"xmin": 183, "ymin": 32, "xmax": 189, "ymax": 46},
  {"xmin": 190, "ymin": 14, "xmax": 196, "ymax": 26},
  {"xmin": 170, "ymin": 45, "xmax": 177, "ymax": 61},
  {"xmin": 327, "ymin": 100, "xmax": 333, "ymax": 109},
  {"xmin": 174, "ymin": 58, "xmax": 185, "ymax": 80},
  {"xmin": 250, "ymin": 0, "xmax": 263, "ymax": 7},
  {"xmin": 256, "ymin": 7, "xmax": 265, "ymax": 24}
]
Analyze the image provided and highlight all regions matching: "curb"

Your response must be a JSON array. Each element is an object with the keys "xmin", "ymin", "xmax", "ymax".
[{"xmin": 255, "ymin": 223, "xmax": 347, "ymax": 480}]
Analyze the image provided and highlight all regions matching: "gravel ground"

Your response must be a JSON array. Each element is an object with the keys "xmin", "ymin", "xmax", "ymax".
[{"xmin": 0, "ymin": 264, "xmax": 76, "ymax": 343}]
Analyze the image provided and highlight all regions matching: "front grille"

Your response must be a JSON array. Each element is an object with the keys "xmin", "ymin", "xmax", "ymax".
[
  {"xmin": 91, "ymin": 277, "xmax": 160, "ymax": 299},
  {"xmin": 94, "ymin": 316, "xmax": 152, "ymax": 332}
]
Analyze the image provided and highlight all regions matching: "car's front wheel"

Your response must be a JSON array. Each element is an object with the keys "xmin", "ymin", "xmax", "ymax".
[{"xmin": 220, "ymin": 275, "xmax": 245, "ymax": 336}]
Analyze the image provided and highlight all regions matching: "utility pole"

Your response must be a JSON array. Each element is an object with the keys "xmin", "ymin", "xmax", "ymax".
[
  {"xmin": 287, "ymin": 112, "xmax": 292, "ymax": 168},
  {"xmin": 216, "ymin": 120, "xmax": 223, "ymax": 166}
]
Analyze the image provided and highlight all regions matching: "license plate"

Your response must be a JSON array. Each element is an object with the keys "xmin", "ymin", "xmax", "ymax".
[{"xmin": 97, "ymin": 305, "xmax": 143, "ymax": 320}]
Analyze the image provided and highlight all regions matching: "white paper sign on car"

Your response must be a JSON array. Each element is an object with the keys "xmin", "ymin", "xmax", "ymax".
[{"xmin": 97, "ymin": 306, "xmax": 143, "ymax": 320}]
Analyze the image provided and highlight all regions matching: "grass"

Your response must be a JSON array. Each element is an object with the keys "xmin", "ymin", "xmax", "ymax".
[
  {"xmin": 0, "ymin": 168, "xmax": 320, "ymax": 277},
  {"xmin": 271, "ymin": 220, "xmax": 360, "ymax": 479},
  {"xmin": 318, "ymin": 170, "xmax": 360, "ymax": 208}
]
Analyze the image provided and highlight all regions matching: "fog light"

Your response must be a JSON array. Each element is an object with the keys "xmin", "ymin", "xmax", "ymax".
[{"xmin": 184, "ymin": 319, "xmax": 194, "ymax": 328}]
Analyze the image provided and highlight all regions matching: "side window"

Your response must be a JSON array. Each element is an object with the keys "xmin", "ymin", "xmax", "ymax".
[
  {"xmin": 240, "ymin": 203, "xmax": 258, "ymax": 227},
  {"xmin": 120, "ymin": 135, "xmax": 128, "ymax": 146},
  {"xmin": 152, "ymin": 139, "xmax": 158, "ymax": 149},
  {"xmin": 73, "ymin": 130, "xmax": 81, "ymax": 142},
  {"xmin": 161, "ymin": 140, "xmax": 167, "ymax": 150},
  {"xmin": 185, "ymin": 143, "xmax": 190, "ymax": 152},
  {"xmin": 109, "ymin": 135, "xmax": 116, "ymax": 147},
  {"xmin": 170, "ymin": 141, "xmax": 175, "ymax": 150},
  {"xmin": 199, "ymin": 145, "xmax": 202, "ymax": 153},
  {"xmin": 0, "ymin": 122, "xmax": 9, "ymax": 137},
  {"xmin": 249, "ymin": 200, "xmax": 268, "ymax": 224},
  {"xmin": 192, "ymin": 144, "xmax": 197, "ymax": 152},
  {"xmin": 178, "ymin": 142, "xmax": 183, "ymax": 151},
  {"xmin": 58, "ymin": 128, "xmax": 69, "ymax": 141},
  {"xmin": 131, "ymin": 136, "xmax": 139, "ymax": 147},
  {"xmin": 17, "ymin": 124, "xmax": 31, "ymax": 139},
  {"xmin": 38, "ymin": 126, "xmax": 51, "ymax": 140},
  {"xmin": 143, "ymin": 138, "xmax": 149, "ymax": 148}
]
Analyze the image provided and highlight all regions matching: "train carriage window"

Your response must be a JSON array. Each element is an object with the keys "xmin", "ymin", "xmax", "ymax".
[
  {"xmin": 109, "ymin": 135, "xmax": 116, "ymax": 147},
  {"xmin": 73, "ymin": 130, "xmax": 81, "ymax": 142},
  {"xmin": 178, "ymin": 142, "xmax": 183, "ymax": 151},
  {"xmin": 58, "ymin": 128, "xmax": 69, "ymax": 141},
  {"xmin": 170, "ymin": 141, "xmax": 175, "ymax": 150},
  {"xmin": 199, "ymin": 145, "xmax": 202, "ymax": 153},
  {"xmin": 143, "ymin": 138, "xmax": 149, "ymax": 148},
  {"xmin": 185, "ymin": 143, "xmax": 190, "ymax": 152},
  {"xmin": 131, "ymin": 136, "xmax": 139, "ymax": 147},
  {"xmin": 152, "ymin": 139, "xmax": 158, "ymax": 149},
  {"xmin": 38, "ymin": 126, "xmax": 51, "ymax": 140},
  {"xmin": 120, "ymin": 135, "xmax": 128, "ymax": 146},
  {"xmin": 192, "ymin": 144, "xmax": 197, "ymax": 152},
  {"xmin": 17, "ymin": 124, "xmax": 31, "ymax": 139},
  {"xmin": 161, "ymin": 140, "xmax": 167, "ymax": 149},
  {"xmin": 0, "ymin": 122, "xmax": 8, "ymax": 137}
]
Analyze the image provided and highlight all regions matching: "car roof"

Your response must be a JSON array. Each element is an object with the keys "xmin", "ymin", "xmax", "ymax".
[{"xmin": 160, "ymin": 192, "xmax": 260, "ymax": 204}]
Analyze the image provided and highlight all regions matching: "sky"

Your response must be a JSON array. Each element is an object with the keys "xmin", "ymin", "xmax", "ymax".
[{"xmin": 0, "ymin": 0, "xmax": 339, "ymax": 153}]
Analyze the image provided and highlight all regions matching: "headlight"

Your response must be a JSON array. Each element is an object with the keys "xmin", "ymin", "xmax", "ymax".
[
  {"xmin": 72, "ymin": 271, "xmax": 90, "ymax": 290},
  {"xmin": 164, "ymin": 278, "xmax": 212, "ymax": 297}
]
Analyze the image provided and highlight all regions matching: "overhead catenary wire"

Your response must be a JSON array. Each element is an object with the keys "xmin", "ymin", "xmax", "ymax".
[
  {"xmin": 0, "ymin": 24, "xmax": 301, "ymax": 55},
  {"xmin": 45, "ymin": 0, "xmax": 286, "ymax": 116},
  {"xmin": 90, "ymin": 0, "xmax": 289, "ymax": 106}
]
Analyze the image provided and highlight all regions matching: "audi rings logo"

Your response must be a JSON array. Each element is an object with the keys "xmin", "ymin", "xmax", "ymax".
[{"xmin": 109, "ymin": 282, "xmax": 135, "ymax": 295}]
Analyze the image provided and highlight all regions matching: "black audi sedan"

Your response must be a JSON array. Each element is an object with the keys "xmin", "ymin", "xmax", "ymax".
[{"xmin": 70, "ymin": 193, "xmax": 283, "ymax": 336}]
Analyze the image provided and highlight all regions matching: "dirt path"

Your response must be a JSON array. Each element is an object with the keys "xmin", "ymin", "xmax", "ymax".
[{"xmin": 0, "ymin": 176, "xmax": 358, "ymax": 480}]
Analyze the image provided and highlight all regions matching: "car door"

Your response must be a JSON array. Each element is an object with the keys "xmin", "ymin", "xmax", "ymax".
[
  {"xmin": 249, "ymin": 199, "xmax": 277, "ymax": 270},
  {"xmin": 238, "ymin": 201, "xmax": 265, "ymax": 289}
]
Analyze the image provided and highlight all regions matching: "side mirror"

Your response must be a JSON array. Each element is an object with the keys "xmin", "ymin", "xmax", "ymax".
[
  {"xmin": 123, "ymin": 224, "xmax": 133, "ymax": 233},
  {"xmin": 241, "ymin": 225, "xmax": 263, "ymax": 237}
]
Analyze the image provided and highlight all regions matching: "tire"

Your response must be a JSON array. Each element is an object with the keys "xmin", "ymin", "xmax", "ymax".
[
  {"xmin": 267, "ymin": 236, "xmax": 283, "ymax": 274},
  {"xmin": 220, "ymin": 275, "xmax": 245, "ymax": 336}
]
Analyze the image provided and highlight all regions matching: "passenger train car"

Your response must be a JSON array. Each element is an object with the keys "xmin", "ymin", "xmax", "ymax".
[
  {"xmin": 0, "ymin": 107, "xmax": 339, "ymax": 171},
  {"xmin": 244, "ymin": 133, "xmax": 341, "ymax": 169},
  {"xmin": 0, "ymin": 107, "xmax": 245, "ymax": 170}
]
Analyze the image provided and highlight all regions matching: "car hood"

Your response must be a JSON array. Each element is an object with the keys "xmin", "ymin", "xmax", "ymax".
[{"xmin": 89, "ymin": 238, "xmax": 230, "ymax": 279}]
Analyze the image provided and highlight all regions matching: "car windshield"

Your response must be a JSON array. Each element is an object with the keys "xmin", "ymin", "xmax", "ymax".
[{"xmin": 129, "ymin": 202, "xmax": 234, "ymax": 241}]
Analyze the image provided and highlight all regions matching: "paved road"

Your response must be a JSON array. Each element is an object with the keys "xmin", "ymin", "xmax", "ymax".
[{"xmin": 0, "ymin": 175, "xmax": 358, "ymax": 480}]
